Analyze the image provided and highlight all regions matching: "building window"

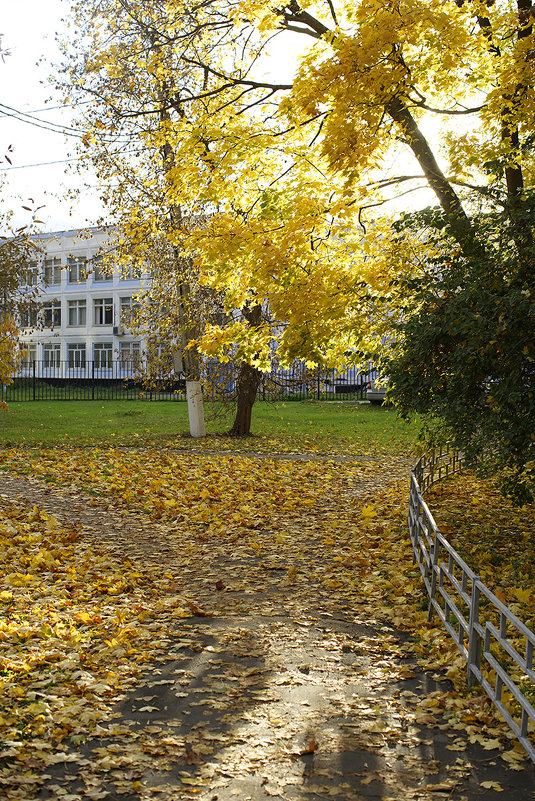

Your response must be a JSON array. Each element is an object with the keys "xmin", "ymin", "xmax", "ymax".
[
  {"xmin": 43, "ymin": 344, "xmax": 61, "ymax": 368},
  {"xmin": 19, "ymin": 307, "xmax": 38, "ymax": 329},
  {"xmin": 94, "ymin": 298, "xmax": 114, "ymax": 326},
  {"xmin": 120, "ymin": 263, "xmax": 137, "ymax": 281},
  {"xmin": 67, "ymin": 256, "xmax": 87, "ymax": 284},
  {"xmin": 93, "ymin": 256, "xmax": 111, "ymax": 282},
  {"xmin": 67, "ymin": 343, "xmax": 86, "ymax": 368},
  {"xmin": 21, "ymin": 344, "xmax": 37, "ymax": 368},
  {"xmin": 119, "ymin": 341, "xmax": 141, "ymax": 365},
  {"xmin": 44, "ymin": 258, "xmax": 62, "ymax": 286},
  {"xmin": 68, "ymin": 299, "xmax": 86, "ymax": 327},
  {"xmin": 24, "ymin": 261, "xmax": 39, "ymax": 286},
  {"xmin": 43, "ymin": 301, "xmax": 61, "ymax": 329},
  {"xmin": 94, "ymin": 342, "xmax": 113, "ymax": 368},
  {"xmin": 120, "ymin": 296, "xmax": 140, "ymax": 327}
]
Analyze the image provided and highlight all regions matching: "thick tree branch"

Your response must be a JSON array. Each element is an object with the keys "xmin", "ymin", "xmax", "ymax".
[
  {"xmin": 277, "ymin": 1, "xmax": 331, "ymax": 38},
  {"xmin": 384, "ymin": 96, "xmax": 469, "ymax": 225},
  {"xmin": 324, "ymin": 0, "xmax": 338, "ymax": 26}
]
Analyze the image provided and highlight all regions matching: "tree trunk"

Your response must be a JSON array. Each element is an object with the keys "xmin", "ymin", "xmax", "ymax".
[
  {"xmin": 229, "ymin": 361, "xmax": 262, "ymax": 436},
  {"xmin": 384, "ymin": 96, "xmax": 470, "ymax": 226}
]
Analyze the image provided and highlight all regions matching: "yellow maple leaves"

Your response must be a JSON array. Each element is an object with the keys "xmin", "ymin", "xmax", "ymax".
[
  {"xmin": 0, "ymin": 493, "xmax": 197, "ymax": 785},
  {"xmin": 61, "ymin": 0, "xmax": 535, "ymax": 385},
  {"xmin": 0, "ymin": 316, "xmax": 23, "ymax": 412},
  {"xmin": 2, "ymin": 435, "xmax": 534, "ymax": 781},
  {"xmin": 361, "ymin": 504, "xmax": 377, "ymax": 523}
]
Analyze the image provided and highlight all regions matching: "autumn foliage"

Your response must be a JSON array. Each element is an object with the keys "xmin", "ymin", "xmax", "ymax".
[{"xmin": 1, "ymin": 442, "xmax": 533, "ymax": 788}]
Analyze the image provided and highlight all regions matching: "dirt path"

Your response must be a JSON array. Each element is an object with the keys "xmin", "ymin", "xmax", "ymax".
[{"xmin": 0, "ymin": 462, "xmax": 534, "ymax": 801}]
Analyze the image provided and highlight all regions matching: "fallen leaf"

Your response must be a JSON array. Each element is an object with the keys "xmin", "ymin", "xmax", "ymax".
[{"xmin": 481, "ymin": 781, "xmax": 503, "ymax": 791}]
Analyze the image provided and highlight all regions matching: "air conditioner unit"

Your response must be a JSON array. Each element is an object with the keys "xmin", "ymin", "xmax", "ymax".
[{"xmin": 113, "ymin": 326, "xmax": 124, "ymax": 336}]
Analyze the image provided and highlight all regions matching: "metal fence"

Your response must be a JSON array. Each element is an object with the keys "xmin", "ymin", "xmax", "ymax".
[
  {"xmin": 4, "ymin": 361, "xmax": 376, "ymax": 402},
  {"xmin": 408, "ymin": 446, "xmax": 535, "ymax": 762},
  {"xmin": 4, "ymin": 361, "xmax": 184, "ymax": 402}
]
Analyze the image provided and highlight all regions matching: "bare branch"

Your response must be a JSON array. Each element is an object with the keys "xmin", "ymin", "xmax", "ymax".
[
  {"xmin": 324, "ymin": 0, "xmax": 338, "ymax": 26},
  {"xmin": 179, "ymin": 56, "xmax": 293, "ymax": 94},
  {"xmin": 409, "ymin": 98, "xmax": 484, "ymax": 115},
  {"xmin": 366, "ymin": 174, "xmax": 425, "ymax": 189},
  {"xmin": 280, "ymin": 24, "xmax": 323, "ymax": 38}
]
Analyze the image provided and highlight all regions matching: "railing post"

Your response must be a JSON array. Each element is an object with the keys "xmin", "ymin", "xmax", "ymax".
[
  {"xmin": 32, "ymin": 360, "xmax": 36, "ymax": 401},
  {"xmin": 427, "ymin": 525, "xmax": 439, "ymax": 621},
  {"xmin": 408, "ymin": 478, "xmax": 418, "ymax": 566},
  {"xmin": 467, "ymin": 578, "xmax": 482, "ymax": 686},
  {"xmin": 92, "ymin": 360, "xmax": 95, "ymax": 401}
]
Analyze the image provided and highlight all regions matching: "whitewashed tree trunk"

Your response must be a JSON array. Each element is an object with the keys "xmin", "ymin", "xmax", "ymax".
[{"xmin": 186, "ymin": 380, "xmax": 206, "ymax": 438}]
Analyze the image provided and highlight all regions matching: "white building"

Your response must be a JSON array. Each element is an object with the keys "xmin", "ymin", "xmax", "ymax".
[{"xmin": 19, "ymin": 227, "xmax": 152, "ymax": 374}]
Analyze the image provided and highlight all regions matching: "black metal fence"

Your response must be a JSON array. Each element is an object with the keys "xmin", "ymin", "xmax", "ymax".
[
  {"xmin": 259, "ymin": 364, "xmax": 376, "ymax": 402},
  {"xmin": 4, "ymin": 361, "xmax": 376, "ymax": 402}
]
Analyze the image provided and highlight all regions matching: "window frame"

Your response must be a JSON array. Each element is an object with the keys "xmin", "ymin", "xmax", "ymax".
[
  {"xmin": 93, "ymin": 342, "xmax": 113, "ymax": 368},
  {"xmin": 43, "ymin": 300, "xmax": 62, "ymax": 329},
  {"xmin": 24, "ymin": 261, "xmax": 39, "ymax": 287},
  {"xmin": 21, "ymin": 344, "xmax": 37, "ymax": 368},
  {"xmin": 67, "ymin": 256, "xmax": 87, "ymax": 284},
  {"xmin": 44, "ymin": 257, "xmax": 62, "ymax": 286},
  {"xmin": 119, "ymin": 341, "xmax": 141, "ymax": 360},
  {"xmin": 119, "ymin": 296, "xmax": 141, "ymax": 327},
  {"xmin": 120, "ymin": 263, "xmax": 137, "ymax": 281},
  {"xmin": 93, "ymin": 257, "xmax": 112, "ymax": 283},
  {"xmin": 19, "ymin": 307, "xmax": 38, "ymax": 329},
  {"xmin": 94, "ymin": 297, "xmax": 114, "ymax": 326},
  {"xmin": 67, "ymin": 343, "xmax": 86, "ymax": 368},
  {"xmin": 67, "ymin": 299, "xmax": 87, "ymax": 327},
  {"xmin": 43, "ymin": 344, "xmax": 61, "ymax": 368}
]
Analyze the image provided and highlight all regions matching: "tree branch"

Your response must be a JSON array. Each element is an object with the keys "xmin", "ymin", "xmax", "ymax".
[
  {"xmin": 181, "ymin": 57, "xmax": 293, "ymax": 92},
  {"xmin": 384, "ymin": 96, "xmax": 470, "ymax": 226},
  {"xmin": 277, "ymin": 1, "xmax": 331, "ymax": 39},
  {"xmin": 324, "ymin": 0, "xmax": 338, "ymax": 27},
  {"xmin": 408, "ymin": 98, "xmax": 484, "ymax": 115}
]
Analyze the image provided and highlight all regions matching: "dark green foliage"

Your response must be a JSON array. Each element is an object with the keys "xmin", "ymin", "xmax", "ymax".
[{"xmin": 384, "ymin": 205, "xmax": 535, "ymax": 503}]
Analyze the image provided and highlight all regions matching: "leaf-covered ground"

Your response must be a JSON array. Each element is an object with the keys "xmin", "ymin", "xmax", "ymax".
[
  {"xmin": 426, "ymin": 472, "xmax": 535, "ymax": 628},
  {"xmin": 0, "ymin": 446, "xmax": 534, "ymax": 800}
]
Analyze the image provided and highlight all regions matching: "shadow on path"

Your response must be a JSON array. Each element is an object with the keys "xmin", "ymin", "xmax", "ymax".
[{"xmin": 0, "ymin": 467, "xmax": 533, "ymax": 801}]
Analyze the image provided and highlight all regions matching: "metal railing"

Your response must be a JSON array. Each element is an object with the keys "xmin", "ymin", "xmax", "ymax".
[
  {"xmin": 4, "ymin": 361, "xmax": 185, "ymax": 402},
  {"xmin": 5, "ymin": 361, "xmax": 377, "ymax": 403},
  {"xmin": 409, "ymin": 446, "xmax": 535, "ymax": 762}
]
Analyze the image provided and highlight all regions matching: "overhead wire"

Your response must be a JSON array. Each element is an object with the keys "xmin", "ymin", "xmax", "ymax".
[
  {"xmin": 0, "ymin": 102, "xmax": 88, "ymax": 136},
  {"xmin": 27, "ymin": 101, "xmax": 94, "ymax": 113},
  {"xmin": 0, "ymin": 103, "xmax": 88, "ymax": 139},
  {"xmin": 2, "ymin": 158, "xmax": 78, "ymax": 170},
  {"xmin": 1, "ymin": 148, "xmax": 150, "ymax": 171},
  {"xmin": 0, "ymin": 101, "xmax": 133, "ymax": 143}
]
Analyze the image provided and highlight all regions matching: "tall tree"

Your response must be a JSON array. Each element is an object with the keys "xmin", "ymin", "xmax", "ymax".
[
  {"xmin": 62, "ymin": 0, "xmax": 535, "ymax": 440},
  {"xmin": 0, "ymin": 225, "xmax": 43, "ymax": 406},
  {"xmin": 384, "ymin": 205, "xmax": 535, "ymax": 504},
  {"xmin": 60, "ymin": 0, "xmax": 380, "ymax": 435}
]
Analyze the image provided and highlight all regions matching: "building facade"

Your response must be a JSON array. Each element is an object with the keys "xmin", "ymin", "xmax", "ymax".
[{"xmin": 18, "ymin": 228, "xmax": 152, "ymax": 374}]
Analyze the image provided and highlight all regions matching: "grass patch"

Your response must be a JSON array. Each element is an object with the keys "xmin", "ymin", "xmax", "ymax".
[{"xmin": 0, "ymin": 399, "xmax": 418, "ymax": 455}]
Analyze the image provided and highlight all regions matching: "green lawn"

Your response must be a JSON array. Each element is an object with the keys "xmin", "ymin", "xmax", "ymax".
[{"xmin": 0, "ymin": 399, "xmax": 419, "ymax": 455}]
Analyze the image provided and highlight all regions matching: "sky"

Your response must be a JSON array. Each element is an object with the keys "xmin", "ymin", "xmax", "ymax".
[
  {"xmin": 1, "ymin": 1, "xmax": 435, "ymax": 235},
  {"xmin": 1, "ymin": 0, "xmax": 108, "ymax": 232},
  {"xmin": 1, "ymin": 0, "xmax": 308, "ymax": 234}
]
